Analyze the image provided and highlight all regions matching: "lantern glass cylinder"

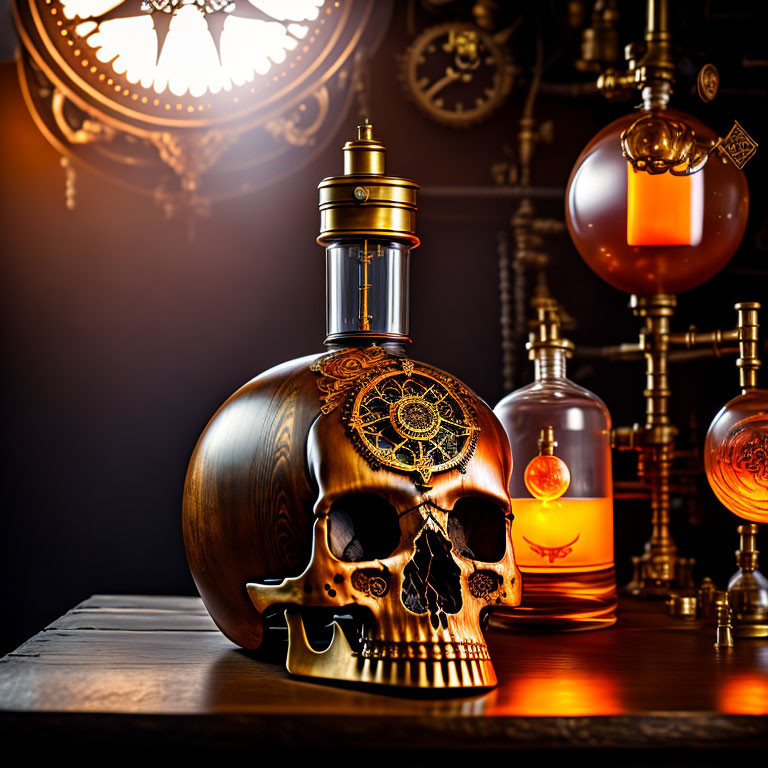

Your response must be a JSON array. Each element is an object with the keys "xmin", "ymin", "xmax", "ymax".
[{"xmin": 325, "ymin": 239, "xmax": 410, "ymax": 344}]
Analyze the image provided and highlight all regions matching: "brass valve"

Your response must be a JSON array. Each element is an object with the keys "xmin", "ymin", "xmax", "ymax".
[
  {"xmin": 526, "ymin": 298, "xmax": 574, "ymax": 359},
  {"xmin": 596, "ymin": 0, "xmax": 675, "ymax": 108}
]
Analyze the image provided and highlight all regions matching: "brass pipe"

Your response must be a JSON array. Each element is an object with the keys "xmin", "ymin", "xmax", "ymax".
[
  {"xmin": 646, "ymin": 0, "xmax": 669, "ymax": 38},
  {"xmin": 596, "ymin": 0, "xmax": 675, "ymax": 107},
  {"xmin": 619, "ymin": 293, "xmax": 680, "ymax": 595},
  {"xmin": 632, "ymin": 294, "xmax": 676, "ymax": 430},
  {"xmin": 597, "ymin": 298, "xmax": 761, "ymax": 598},
  {"xmin": 578, "ymin": 345, "xmax": 739, "ymax": 363},
  {"xmin": 735, "ymin": 301, "xmax": 761, "ymax": 390},
  {"xmin": 647, "ymin": 441, "xmax": 677, "ymax": 583},
  {"xmin": 668, "ymin": 328, "xmax": 739, "ymax": 349}
]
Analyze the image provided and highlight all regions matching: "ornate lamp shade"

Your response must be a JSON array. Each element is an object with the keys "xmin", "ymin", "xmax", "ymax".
[
  {"xmin": 565, "ymin": 109, "xmax": 750, "ymax": 295},
  {"xmin": 13, "ymin": 0, "xmax": 391, "ymax": 211}
]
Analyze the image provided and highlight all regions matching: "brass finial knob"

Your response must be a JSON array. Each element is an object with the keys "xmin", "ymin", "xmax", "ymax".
[
  {"xmin": 358, "ymin": 120, "xmax": 373, "ymax": 141},
  {"xmin": 714, "ymin": 593, "xmax": 735, "ymax": 648},
  {"xmin": 343, "ymin": 121, "xmax": 386, "ymax": 175}
]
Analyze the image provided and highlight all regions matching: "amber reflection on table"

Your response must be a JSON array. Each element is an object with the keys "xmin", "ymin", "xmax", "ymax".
[
  {"xmin": 719, "ymin": 673, "xmax": 768, "ymax": 715},
  {"xmin": 489, "ymin": 671, "xmax": 623, "ymax": 716}
]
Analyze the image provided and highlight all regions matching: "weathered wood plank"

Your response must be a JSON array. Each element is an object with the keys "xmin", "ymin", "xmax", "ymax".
[
  {"xmin": 77, "ymin": 595, "xmax": 208, "ymax": 613},
  {"xmin": 0, "ymin": 596, "xmax": 766, "ymax": 752},
  {"xmin": 47, "ymin": 610, "xmax": 219, "ymax": 632}
]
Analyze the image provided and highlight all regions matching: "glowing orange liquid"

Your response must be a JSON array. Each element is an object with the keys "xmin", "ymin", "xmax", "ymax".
[
  {"xmin": 493, "ymin": 497, "xmax": 617, "ymax": 631},
  {"xmin": 511, "ymin": 497, "xmax": 614, "ymax": 572},
  {"xmin": 627, "ymin": 163, "xmax": 703, "ymax": 246}
]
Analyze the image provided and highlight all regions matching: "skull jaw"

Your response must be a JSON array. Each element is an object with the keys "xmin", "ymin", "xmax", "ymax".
[{"xmin": 283, "ymin": 608, "xmax": 498, "ymax": 689}]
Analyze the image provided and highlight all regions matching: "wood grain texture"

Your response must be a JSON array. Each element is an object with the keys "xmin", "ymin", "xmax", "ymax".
[
  {"xmin": 1, "ymin": 595, "xmax": 766, "ymax": 754},
  {"xmin": 182, "ymin": 354, "xmax": 323, "ymax": 649}
]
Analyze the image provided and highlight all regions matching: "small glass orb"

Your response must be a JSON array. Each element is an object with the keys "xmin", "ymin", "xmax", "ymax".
[
  {"xmin": 565, "ymin": 108, "xmax": 749, "ymax": 295},
  {"xmin": 705, "ymin": 389, "xmax": 768, "ymax": 523},
  {"xmin": 524, "ymin": 454, "xmax": 571, "ymax": 502}
]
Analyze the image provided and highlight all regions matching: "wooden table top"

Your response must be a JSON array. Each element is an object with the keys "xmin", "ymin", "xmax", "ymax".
[{"xmin": 1, "ymin": 595, "xmax": 767, "ymax": 754}]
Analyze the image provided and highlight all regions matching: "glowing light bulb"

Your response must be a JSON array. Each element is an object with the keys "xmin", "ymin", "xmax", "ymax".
[{"xmin": 522, "ymin": 426, "xmax": 571, "ymax": 502}]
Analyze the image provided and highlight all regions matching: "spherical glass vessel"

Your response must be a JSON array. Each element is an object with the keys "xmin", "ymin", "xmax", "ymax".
[
  {"xmin": 705, "ymin": 389, "xmax": 768, "ymax": 523},
  {"xmin": 524, "ymin": 454, "xmax": 570, "ymax": 502},
  {"xmin": 492, "ymin": 347, "xmax": 617, "ymax": 631},
  {"xmin": 566, "ymin": 108, "xmax": 749, "ymax": 295}
]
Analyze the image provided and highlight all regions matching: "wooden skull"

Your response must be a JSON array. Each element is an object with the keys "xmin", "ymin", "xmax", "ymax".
[{"xmin": 183, "ymin": 347, "xmax": 521, "ymax": 690}]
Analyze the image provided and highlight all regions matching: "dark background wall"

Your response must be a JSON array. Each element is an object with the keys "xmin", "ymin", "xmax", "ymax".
[{"xmin": 1, "ymin": 0, "xmax": 767, "ymax": 654}]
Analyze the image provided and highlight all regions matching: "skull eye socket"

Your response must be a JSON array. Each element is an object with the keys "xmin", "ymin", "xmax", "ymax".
[
  {"xmin": 327, "ymin": 494, "xmax": 400, "ymax": 562},
  {"xmin": 448, "ymin": 497, "xmax": 507, "ymax": 563}
]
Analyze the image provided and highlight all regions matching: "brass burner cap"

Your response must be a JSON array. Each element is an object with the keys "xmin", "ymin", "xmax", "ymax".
[{"xmin": 318, "ymin": 122, "xmax": 419, "ymax": 247}]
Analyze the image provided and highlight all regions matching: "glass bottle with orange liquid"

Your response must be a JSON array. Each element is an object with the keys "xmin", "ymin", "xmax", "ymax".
[{"xmin": 492, "ymin": 300, "xmax": 617, "ymax": 631}]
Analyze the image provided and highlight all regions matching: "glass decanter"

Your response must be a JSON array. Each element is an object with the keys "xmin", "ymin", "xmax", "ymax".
[{"xmin": 492, "ymin": 300, "xmax": 617, "ymax": 631}]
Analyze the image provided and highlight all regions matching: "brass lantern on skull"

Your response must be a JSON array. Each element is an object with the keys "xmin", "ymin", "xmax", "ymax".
[{"xmin": 183, "ymin": 123, "xmax": 522, "ymax": 689}]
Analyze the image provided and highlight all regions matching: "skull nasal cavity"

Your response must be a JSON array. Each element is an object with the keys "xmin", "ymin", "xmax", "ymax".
[
  {"xmin": 328, "ymin": 494, "xmax": 400, "ymax": 562},
  {"xmin": 401, "ymin": 528, "xmax": 463, "ymax": 630},
  {"xmin": 448, "ymin": 497, "xmax": 507, "ymax": 562}
]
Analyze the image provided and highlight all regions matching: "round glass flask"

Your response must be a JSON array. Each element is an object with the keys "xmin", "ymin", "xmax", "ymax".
[
  {"xmin": 565, "ymin": 108, "xmax": 749, "ymax": 295},
  {"xmin": 705, "ymin": 388, "xmax": 768, "ymax": 524}
]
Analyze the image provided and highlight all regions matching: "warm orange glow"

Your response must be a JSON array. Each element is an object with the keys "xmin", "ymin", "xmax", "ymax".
[
  {"xmin": 61, "ymin": 0, "xmax": 323, "ymax": 97},
  {"xmin": 493, "ymin": 671, "xmax": 624, "ymax": 716},
  {"xmin": 719, "ymin": 673, "xmax": 768, "ymax": 715},
  {"xmin": 627, "ymin": 163, "xmax": 703, "ymax": 246},
  {"xmin": 511, "ymin": 497, "xmax": 613, "ymax": 571},
  {"xmin": 523, "ymin": 454, "xmax": 570, "ymax": 502}
]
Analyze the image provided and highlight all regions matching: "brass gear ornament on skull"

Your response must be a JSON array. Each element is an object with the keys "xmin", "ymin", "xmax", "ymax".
[{"xmin": 312, "ymin": 348, "xmax": 479, "ymax": 486}]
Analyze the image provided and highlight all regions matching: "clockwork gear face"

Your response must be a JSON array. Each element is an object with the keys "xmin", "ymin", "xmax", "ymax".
[
  {"xmin": 401, "ymin": 21, "xmax": 514, "ymax": 128},
  {"xmin": 347, "ymin": 368, "xmax": 479, "ymax": 486}
]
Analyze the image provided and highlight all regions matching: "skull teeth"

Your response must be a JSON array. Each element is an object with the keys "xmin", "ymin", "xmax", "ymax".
[
  {"xmin": 283, "ymin": 609, "xmax": 496, "ymax": 688},
  {"xmin": 358, "ymin": 639, "xmax": 490, "ymax": 661}
]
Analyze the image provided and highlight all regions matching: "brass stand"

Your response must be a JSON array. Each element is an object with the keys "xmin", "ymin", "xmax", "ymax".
[
  {"xmin": 614, "ymin": 295, "xmax": 681, "ymax": 595},
  {"xmin": 611, "ymin": 299, "xmax": 761, "ymax": 597}
]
